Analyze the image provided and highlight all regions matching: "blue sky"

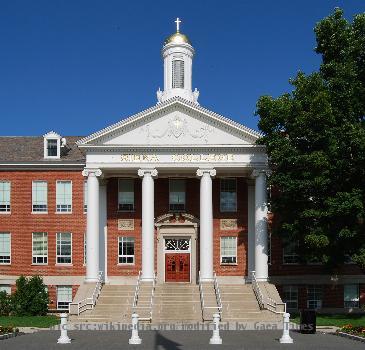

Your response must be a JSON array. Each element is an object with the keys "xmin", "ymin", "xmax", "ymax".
[{"xmin": 0, "ymin": 0, "xmax": 364, "ymax": 136}]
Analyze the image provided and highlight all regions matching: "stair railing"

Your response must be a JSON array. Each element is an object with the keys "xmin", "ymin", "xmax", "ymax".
[
  {"xmin": 132, "ymin": 270, "xmax": 142, "ymax": 310},
  {"xmin": 198, "ymin": 271, "xmax": 205, "ymax": 320},
  {"xmin": 148, "ymin": 272, "xmax": 157, "ymax": 320},
  {"xmin": 251, "ymin": 270, "xmax": 286, "ymax": 314},
  {"xmin": 213, "ymin": 272, "xmax": 223, "ymax": 319},
  {"xmin": 69, "ymin": 271, "xmax": 104, "ymax": 315}
]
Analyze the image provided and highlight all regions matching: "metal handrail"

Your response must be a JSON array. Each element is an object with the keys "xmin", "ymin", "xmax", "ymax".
[
  {"xmin": 213, "ymin": 272, "xmax": 222, "ymax": 318},
  {"xmin": 148, "ymin": 272, "xmax": 157, "ymax": 320},
  {"xmin": 198, "ymin": 271, "xmax": 205, "ymax": 320},
  {"xmin": 69, "ymin": 271, "xmax": 104, "ymax": 315},
  {"xmin": 132, "ymin": 270, "xmax": 142, "ymax": 309},
  {"xmin": 251, "ymin": 270, "xmax": 286, "ymax": 314}
]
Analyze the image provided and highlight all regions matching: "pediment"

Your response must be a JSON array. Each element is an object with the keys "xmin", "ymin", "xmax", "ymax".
[{"xmin": 77, "ymin": 98, "xmax": 260, "ymax": 147}]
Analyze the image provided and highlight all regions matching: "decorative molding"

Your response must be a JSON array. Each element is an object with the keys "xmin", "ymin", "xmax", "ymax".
[
  {"xmin": 196, "ymin": 168, "xmax": 216, "ymax": 177},
  {"xmin": 220, "ymin": 219, "xmax": 238, "ymax": 230},
  {"xmin": 82, "ymin": 168, "xmax": 102, "ymax": 177},
  {"xmin": 140, "ymin": 114, "xmax": 213, "ymax": 143},
  {"xmin": 118, "ymin": 219, "xmax": 134, "ymax": 231},
  {"xmin": 250, "ymin": 169, "xmax": 270, "ymax": 178},
  {"xmin": 137, "ymin": 168, "xmax": 158, "ymax": 177}
]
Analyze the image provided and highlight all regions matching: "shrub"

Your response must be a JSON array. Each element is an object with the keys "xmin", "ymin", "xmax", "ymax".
[
  {"xmin": 0, "ymin": 291, "xmax": 12, "ymax": 316},
  {"xmin": 11, "ymin": 275, "xmax": 49, "ymax": 316},
  {"xmin": 0, "ymin": 325, "xmax": 19, "ymax": 335}
]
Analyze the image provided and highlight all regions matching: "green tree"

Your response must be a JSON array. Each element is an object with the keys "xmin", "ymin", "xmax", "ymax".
[
  {"xmin": 256, "ymin": 8, "xmax": 365, "ymax": 268},
  {"xmin": 11, "ymin": 275, "xmax": 49, "ymax": 316}
]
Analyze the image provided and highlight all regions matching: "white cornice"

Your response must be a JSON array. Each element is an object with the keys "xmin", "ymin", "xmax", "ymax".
[{"xmin": 76, "ymin": 97, "xmax": 262, "ymax": 146}]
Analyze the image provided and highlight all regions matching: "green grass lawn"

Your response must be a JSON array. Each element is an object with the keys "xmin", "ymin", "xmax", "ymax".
[
  {"xmin": 291, "ymin": 314, "xmax": 365, "ymax": 327},
  {"xmin": 0, "ymin": 315, "xmax": 60, "ymax": 328}
]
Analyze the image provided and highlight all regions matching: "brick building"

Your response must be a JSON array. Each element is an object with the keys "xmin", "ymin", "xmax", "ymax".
[{"xmin": 0, "ymin": 21, "xmax": 364, "ymax": 315}]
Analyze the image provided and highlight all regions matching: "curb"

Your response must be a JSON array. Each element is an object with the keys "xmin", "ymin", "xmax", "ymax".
[{"xmin": 336, "ymin": 331, "xmax": 365, "ymax": 343}]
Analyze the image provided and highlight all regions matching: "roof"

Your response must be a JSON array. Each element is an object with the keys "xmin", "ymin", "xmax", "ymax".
[{"xmin": 0, "ymin": 136, "xmax": 85, "ymax": 165}]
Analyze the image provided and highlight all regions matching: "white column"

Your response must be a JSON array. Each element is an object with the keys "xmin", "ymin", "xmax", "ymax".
[
  {"xmin": 99, "ymin": 182, "xmax": 107, "ymax": 283},
  {"xmin": 247, "ymin": 181, "xmax": 255, "ymax": 281},
  {"xmin": 197, "ymin": 168, "xmax": 216, "ymax": 281},
  {"xmin": 83, "ymin": 168, "xmax": 102, "ymax": 283},
  {"xmin": 138, "ymin": 168, "xmax": 158, "ymax": 281},
  {"xmin": 252, "ymin": 169, "xmax": 268, "ymax": 282}
]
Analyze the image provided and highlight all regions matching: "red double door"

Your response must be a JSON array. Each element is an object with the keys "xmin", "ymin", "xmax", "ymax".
[{"xmin": 165, "ymin": 253, "xmax": 190, "ymax": 282}]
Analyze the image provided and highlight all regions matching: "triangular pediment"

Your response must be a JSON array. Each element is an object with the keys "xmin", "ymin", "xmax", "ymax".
[{"xmin": 77, "ymin": 97, "xmax": 260, "ymax": 147}]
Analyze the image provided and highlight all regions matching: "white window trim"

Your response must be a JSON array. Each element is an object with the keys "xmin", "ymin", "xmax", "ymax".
[
  {"xmin": 307, "ymin": 285, "xmax": 323, "ymax": 309},
  {"xmin": 283, "ymin": 285, "xmax": 298, "ymax": 310},
  {"xmin": 56, "ymin": 285, "xmax": 73, "ymax": 310},
  {"xmin": 55, "ymin": 180, "xmax": 73, "ymax": 214},
  {"xmin": 43, "ymin": 131, "xmax": 61, "ymax": 159},
  {"xmin": 282, "ymin": 240, "xmax": 300, "ymax": 265},
  {"xmin": 0, "ymin": 232, "xmax": 11, "ymax": 265},
  {"xmin": 118, "ymin": 236, "xmax": 135, "ymax": 265},
  {"xmin": 56, "ymin": 232, "xmax": 72, "ymax": 265},
  {"xmin": 31, "ymin": 180, "xmax": 48, "ymax": 214},
  {"xmin": 118, "ymin": 178, "xmax": 135, "ymax": 212},
  {"xmin": 169, "ymin": 178, "xmax": 186, "ymax": 212},
  {"xmin": 0, "ymin": 181, "xmax": 11, "ymax": 214},
  {"xmin": 32, "ymin": 232, "xmax": 48, "ymax": 265},
  {"xmin": 220, "ymin": 178, "xmax": 237, "ymax": 213},
  {"xmin": 220, "ymin": 236, "xmax": 238, "ymax": 265}
]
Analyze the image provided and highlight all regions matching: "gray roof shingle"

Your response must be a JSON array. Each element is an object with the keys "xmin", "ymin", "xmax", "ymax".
[{"xmin": 0, "ymin": 136, "xmax": 85, "ymax": 164}]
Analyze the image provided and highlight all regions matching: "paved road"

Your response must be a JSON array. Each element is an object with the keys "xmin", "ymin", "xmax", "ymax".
[{"xmin": 1, "ymin": 330, "xmax": 363, "ymax": 349}]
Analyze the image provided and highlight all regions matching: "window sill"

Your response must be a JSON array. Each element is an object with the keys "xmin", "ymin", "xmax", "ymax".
[
  {"xmin": 0, "ymin": 212, "xmax": 11, "ymax": 215},
  {"xmin": 220, "ymin": 263, "xmax": 238, "ymax": 266},
  {"xmin": 117, "ymin": 210, "xmax": 135, "ymax": 213},
  {"xmin": 31, "ymin": 263, "xmax": 48, "ymax": 266},
  {"xmin": 117, "ymin": 263, "xmax": 135, "ymax": 266},
  {"xmin": 55, "ymin": 263, "xmax": 73, "ymax": 267},
  {"xmin": 0, "ymin": 263, "xmax": 11, "ymax": 265},
  {"xmin": 31, "ymin": 211, "xmax": 48, "ymax": 215}
]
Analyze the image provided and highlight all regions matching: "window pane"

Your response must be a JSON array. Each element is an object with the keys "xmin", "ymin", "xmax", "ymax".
[
  {"xmin": 56, "ymin": 181, "xmax": 72, "ymax": 212},
  {"xmin": 220, "ymin": 237, "xmax": 237, "ymax": 264},
  {"xmin": 56, "ymin": 233, "xmax": 72, "ymax": 264},
  {"xmin": 220, "ymin": 179, "xmax": 237, "ymax": 212},
  {"xmin": 169, "ymin": 179, "xmax": 186, "ymax": 211},
  {"xmin": 172, "ymin": 60, "xmax": 184, "ymax": 88},
  {"xmin": 57, "ymin": 286, "xmax": 72, "ymax": 310},
  {"xmin": 344, "ymin": 284, "xmax": 359, "ymax": 308},
  {"xmin": 47, "ymin": 139, "xmax": 58, "ymax": 157},
  {"xmin": 118, "ymin": 179, "xmax": 134, "ymax": 211},
  {"xmin": 0, "ymin": 181, "xmax": 11, "ymax": 212},
  {"xmin": 0, "ymin": 233, "xmax": 11, "ymax": 264},
  {"xmin": 32, "ymin": 181, "xmax": 48, "ymax": 212},
  {"xmin": 283, "ymin": 286, "xmax": 298, "ymax": 310},
  {"xmin": 118, "ymin": 237, "xmax": 135, "ymax": 264},
  {"xmin": 283, "ymin": 240, "xmax": 299, "ymax": 264},
  {"xmin": 307, "ymin": 285, "xmax": 322, "ymax": 309},
  {"xmin": 83, "ymin": 181, "xmax": 87, "ymax": 212},
  {"xmin": 32, "ymin": 232, "xmax": 48, "ymax": 264},
  {"xmin": 0, "ymin": 285, "xmax": 11, "ymax": 294}
]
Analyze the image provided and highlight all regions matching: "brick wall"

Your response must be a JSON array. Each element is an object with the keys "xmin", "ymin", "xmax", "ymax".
[{"xmin": 0, "ymin": 170, "xmax": 86, "ymax": 277}]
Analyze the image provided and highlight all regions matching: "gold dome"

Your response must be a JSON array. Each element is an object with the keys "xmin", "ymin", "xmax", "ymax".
[{"xmin": 164, "ymin": 32, "xmax": 191, "ymax": 46}]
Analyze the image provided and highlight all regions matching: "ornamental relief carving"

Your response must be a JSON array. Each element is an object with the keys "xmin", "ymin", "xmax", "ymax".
[
  {"xmin": 118, "ymin": 219, "xmax": 134, "ymax": 231},
  {"xmin": 220, "ymin": 219, "xmax": 238, "ymax": 230},
  {"xmin": 140, "ymin": 114, "xmax": 213, "ymax": 143}
]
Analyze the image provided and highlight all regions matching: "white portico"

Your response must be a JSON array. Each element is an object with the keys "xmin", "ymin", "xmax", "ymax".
[{"xmin": 77, "ymin": 19, "xmax": 269, "ymax": 284}]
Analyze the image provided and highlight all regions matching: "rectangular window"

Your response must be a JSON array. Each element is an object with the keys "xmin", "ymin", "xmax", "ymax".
[
  {"xmin": 220, "ymin": 178, "xmax": 237, "ymax": 212},
  {"xmin": 32, "ymin": 181, "xmax": 48, "ymax": 212},
  {"xmin": 32, "ymin": 232, "xmax": 48, "ymax": 264},
  {"xmin": 118, "ymin": 179, "xmax": 134, "ymax": 211},
  {"xmin": 56, "ymin": 232, "xmax": 72, "ymax": 264},
  {"xmin": 169, "ymin": 179, "xmax": 186, "ymax": 211},
  {"xmin": 0, "ymin": 285, "xmax": 11, "ymax": 294},
  {"xmin": 57, "ymin": 286, "xmax": 72, "ymax": 310},
  {"xmin": 56, "ymin": 181, "xmax": 72, "ymax": 213},
  {"xmin": 307, "ymin": 285, "xmax": 323, "ymax": 309},
  {"xmin": 172, "ymin": 60, "xmax": 184, "ymax": 88},
  {"xmin": 0, "ymin": 181, "xmax": 11, "ymax": 213},
  {"xmin": 47, "ymin": 139, "xmax": 58, "ymax": 157},
  {"xmin": 283, "ymin": 240, "xmax": 299, "ymax": 264},
  {"xmin": 0, "ymin": 233, "xmax": 11, "ymax": 264},
  {"xmin": 220, "ymin": 236, "xmax": 237, "ymax": 264},
  {"xmin": 344, "ymin": 284, "xmax": 359, "ymax": 308},
  {"xmin": 118, "ymin": 237, "xmax": 135, "ymax": 264},
  {"xmin": 83, "ymin": 180, "xmax": 87, "ymax": 213},
  {"xmin": 283, "ymin": 286, "xmax": 298, "ymax": 310}
]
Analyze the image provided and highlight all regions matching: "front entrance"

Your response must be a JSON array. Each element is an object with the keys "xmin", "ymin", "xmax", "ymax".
[
  {"xmin": 164, "ymin": 238, "xmax": 191, "ymax": 282},
  {"xmin": 165, "ymin": 253, "xmax": 190, "ymax": 282}
]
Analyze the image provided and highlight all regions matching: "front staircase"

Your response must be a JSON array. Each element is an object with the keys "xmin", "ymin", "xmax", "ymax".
[{"xmin": 71, "ymin": 280, "xmax": 283, "ymax": 324}]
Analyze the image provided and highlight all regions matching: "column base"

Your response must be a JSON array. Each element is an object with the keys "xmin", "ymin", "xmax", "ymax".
[
  {"xmin": 255, "ymin": 276, "xmax": 268, "ymax": 282},
  {"xmin": 200, "ymin": 277, "xmax": 214, "ymax": 282},
  {"xmin": 141, "ymin": 276, "xmax": 154, "ymax": 282}
]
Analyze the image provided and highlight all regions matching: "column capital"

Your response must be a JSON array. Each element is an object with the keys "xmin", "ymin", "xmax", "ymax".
[
  {"xmin": 138, "ymin": 168, "xmax": 158, "ymax": 178},
  {"xmin": 82, "ymin": 168, "xmax": 102, "ymax": 177},
  {"xmin": 250, "ymin": 168, "xmax": 271, "ymax": 179},
  {"xmin": 196, "ymin": 168, "xmax": 216, "ymax": 177}
]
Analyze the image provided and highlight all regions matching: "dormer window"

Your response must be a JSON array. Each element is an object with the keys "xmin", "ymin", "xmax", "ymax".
[
  {"xmin": 43, "ymin": 131, "xmax": 62, "ymax": 159},
  {"xmin": 47, "ymin": 139, "xmax": 58, "ymax": 157}
]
